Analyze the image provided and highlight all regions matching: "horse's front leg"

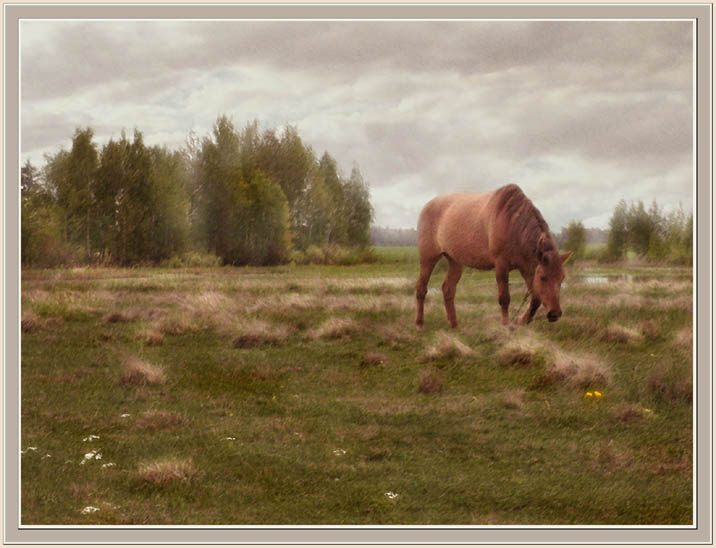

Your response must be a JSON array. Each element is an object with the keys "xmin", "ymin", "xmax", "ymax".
[
  {"xmin": 520, "ymin": 295, "xmax": 541, "ymax": 324},
  {"xmin": 495, "ymin": 264, "xmax": 510, "ymax": 326}
]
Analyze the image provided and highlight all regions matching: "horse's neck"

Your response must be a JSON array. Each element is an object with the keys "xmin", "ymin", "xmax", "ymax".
[{"xmin": 517, "ymin": 258, "xmax": 537, "ymax": 290}]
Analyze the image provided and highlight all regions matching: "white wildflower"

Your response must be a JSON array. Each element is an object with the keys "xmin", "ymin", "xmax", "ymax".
[
  {"xmin": 120, "ymin": 414, "xmax": 131, "ymax": 418},
  {"xmin": 333, "ymin": 449, "xmax": 347, "ymax": 456},
  {"xmin": 101, "ymin": 462, "xmax": 116, "ymax": 469},
  {"xmin": 21, "ymin": 447, "xmax": 37, "ymax": 455},
  {"xmin": 81, "ymin": 506, "xmax": 100, "ymax": 514},
  {"xmin": 80, "ymin": 450, "xmax": 102, "ymax": 464},
  {"xmin": 223, "ymin": 437, "xmax": 236, "ymax": 441},
  {"xmin": 385, "ymin": 491, "xmax": 399, "ymax": 500},
  {"xmin": 82, "ymin": 435, "xmax": 100, "ymax": 442}
]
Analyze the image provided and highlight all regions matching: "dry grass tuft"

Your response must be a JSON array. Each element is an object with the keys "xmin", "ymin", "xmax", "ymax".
[
  {"xmin": 418, "ymin": 369, "xmax": 444, "ymax": 394},
  {"xmin": 542, "ymin": 349, "xmax": 611, "ymax": 388},
  {"xmin": 423, "ymin": 331, "xmax": 474, "ymax": 361},
  {"xmin": 610, "ymin": 403, "xmax": 645, "ymax": 424},
  {"xmin": 103, "ymin": 309, "xmax": 140, "ymax": 323},
  {"xmin": 639, "ymin": 320, "xmax": 659, "ymax": 339},
  {"xmin": 599, "ymin": 323, "xmax": 643, "ymax": 344},
  {"xmin": 376, "ymin": 324, "xmax": 417, "ymax": 347},
  {"xmin": 21, "ymin": 311, "xmax": 42, "ymax": 332},
  {"xmin": 308, "ymin": 317, "xmax": 359, "ymax": 339},
  {"xmin": 158, "ymin": 316, "xmax": 196, "ymax": 336},
  {"xmin": 360, "ymin": 352, "xmax": 387, "ymax": 367},
  {"xmin": 142, "ymin": 328, "xmax": 164, "ymax": 346},
  {"xmin": 501, "ymin": 388, "xmax": 526, "ymax": 409},
  {"xmin": 605, "ymin": 294, "xmax": 645, "ymax": 309},
  {"xmin": 497, "ymin": 334, "xmax": 545, "ymax": 368},
  {"xmin": 674, "ymin": 327, "xmax": 693, "ymax": 350},
  {"xmin": 233, "ymin": 319, "xmax": 291, "ymax": 348},
  {"xmin": 136, "ymin": 458, "xmax": 195, "ymax": 486},
  {"xmin": 120, "ymin": 357, "xmax": 167, "ymax": 386},
  {"xmin": 136, "ymin": 410, "xmax": 188, "ymax": 431},
  {"xmin": 647, "ymin": 367, "xmax": 692, "ymax": 402}
]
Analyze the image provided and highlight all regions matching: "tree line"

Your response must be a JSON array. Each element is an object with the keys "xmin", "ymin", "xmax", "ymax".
[
  {"xmin": 21, "ymin": 116, "xmax": 374, "ymax": 267},
  {"xmin": 558, "ymin": 200, "xmax": 693, "ymax": 265}
]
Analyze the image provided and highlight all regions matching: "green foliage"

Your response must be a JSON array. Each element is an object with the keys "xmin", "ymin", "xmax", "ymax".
[
  {"xmin": 95, "ymin": 131, "xmax": 191, "ymax": 265},
  {"xmin": 605, "ymin": 199, "xmax": 692, "ymax": 265},
  {"xmin": 24, "ymin": 117, "xmax": 374, "ymax": 267},
  {"xmin": 562, "ymin": 221, "xmax": 586, "ymax": 260},
  {"xmin": 606, "ymin": 200, "xmax": 629, "ymax": 260},
  {"xmin": 343, "ymin": 165, "xmax": 374, "ymax": 248},
  {"xmin": 231, "ymin": 171, "xmax": 292, "ymax": 266},
  {"xmin": 21, "ymin": 163, "xmax": 81, "ymax": 267},
  {"xmin": 161, "ymin": 251, "xmax": 222, "ymax": 268}
]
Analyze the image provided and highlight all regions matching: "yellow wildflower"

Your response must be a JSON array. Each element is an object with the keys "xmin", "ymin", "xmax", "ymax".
[
  {"xmin": 594, "ymin": 391, "xmax": 602, "ymax": 397},
  {"xmin": 585, "ymin": 392, "xmax": 593, "ymax": 397}
]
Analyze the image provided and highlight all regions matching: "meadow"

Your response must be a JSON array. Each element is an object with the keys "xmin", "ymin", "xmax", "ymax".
[{"xmin": 20, "ymin": 247, "xmax": 693, "ymax": 525}]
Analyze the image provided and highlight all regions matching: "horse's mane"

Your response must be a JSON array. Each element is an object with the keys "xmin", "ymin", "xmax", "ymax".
[{"xmin": 494, "ymin": 184, "xmax": 555, "ymax": 256}]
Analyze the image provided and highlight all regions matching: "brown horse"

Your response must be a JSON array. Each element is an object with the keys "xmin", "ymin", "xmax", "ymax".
[{"xmin": 415, "ymin": 184, "xmax": 572, "ymax": 329}]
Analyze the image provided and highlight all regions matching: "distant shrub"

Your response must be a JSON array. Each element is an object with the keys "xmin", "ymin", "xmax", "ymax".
[
  {"xmin": 291, "ymin": 245, "xmax": 377, "ymax": 266},
  {"xmin": 305, "ymin": 245, "xmax": 326, "ymax": 264},
  {"xmin": 162, "ymin": 251, "xmax": 222, "ymax": 268}
]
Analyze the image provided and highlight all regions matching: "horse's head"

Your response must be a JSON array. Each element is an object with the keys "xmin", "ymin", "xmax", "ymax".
[{"xmin": 533, "ymin": 234, "xmax": 572, "ymax": 322}]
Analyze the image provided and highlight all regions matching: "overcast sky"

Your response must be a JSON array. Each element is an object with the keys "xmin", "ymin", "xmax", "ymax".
[{"xmin": 20, "ymin": 20, "xmax": 693, "ymax": 229}]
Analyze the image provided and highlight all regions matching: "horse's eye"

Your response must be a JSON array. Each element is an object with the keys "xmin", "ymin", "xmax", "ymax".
[{"xmin": 540, "ymin": 276, "xmax": 547, "ymax": 282}]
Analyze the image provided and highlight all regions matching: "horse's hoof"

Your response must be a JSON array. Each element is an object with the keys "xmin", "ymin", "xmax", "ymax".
[{"xmin": 416, "ymin": 324, "xmax": 424, "ymax": 331}]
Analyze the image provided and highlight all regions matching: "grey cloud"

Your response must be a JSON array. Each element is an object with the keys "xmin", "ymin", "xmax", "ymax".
[{"xmin": 21, "ymin": 19, "xmax": 693, "ymax": 229}]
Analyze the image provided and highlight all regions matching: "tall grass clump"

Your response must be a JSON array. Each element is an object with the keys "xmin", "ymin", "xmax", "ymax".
[
  {"xmin": 233, "ymin": 319, "xmax": 292, "ymax": 348},
  {"xmin": 308, "ymin": 317, "xmax": 359, "ymax": 339},
  {"xmin": 136, "ymin": 458, "xmax": 195, "ymax": 487},
  {"xmin": 543, "ymin": 349, "xmax": 611, "ymax": 388},
  {"xmin": 120, "ymin": 357, "xmax": 167, "ymax": 386},
  {"xmin": 423, "ymin": 331, "xmax": 474, "ymax": 361},
  {"xmin": 418, "ymin": 369, "xmax": 444, "ymax": 394},
  {"xmin": 497, "ymin": 333, "xmax": 547, "ymax": 368}
]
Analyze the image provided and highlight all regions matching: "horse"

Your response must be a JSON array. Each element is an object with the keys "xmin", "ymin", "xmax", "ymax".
[{"xmin": 415, "ymin": 184, "xmax": 572, "ymax": 329}]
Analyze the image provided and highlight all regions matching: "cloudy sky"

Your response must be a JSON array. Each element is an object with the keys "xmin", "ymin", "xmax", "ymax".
[{"xmin": 21, "ymin": 19, "xmax": 693, "ymax": 229}]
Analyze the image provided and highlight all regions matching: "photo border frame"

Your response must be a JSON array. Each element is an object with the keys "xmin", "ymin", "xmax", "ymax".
[{"xmin": 3, "ymin": 3, "xmax": 712, "ymax": 544}]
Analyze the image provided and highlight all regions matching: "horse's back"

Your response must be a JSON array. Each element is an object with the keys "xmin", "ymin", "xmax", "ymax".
[{"xmin": 417, "ymin": 191, "xmax": 496, "ymax": 269}]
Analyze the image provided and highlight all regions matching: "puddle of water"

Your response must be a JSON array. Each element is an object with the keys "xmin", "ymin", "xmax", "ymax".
[
  {"xmin": 576, "ymin": 274, "xmax": 634, "ymax": 285},
  {"xmin": 573, "ymin": 273, "xmax": 691, "ymax": 285}
]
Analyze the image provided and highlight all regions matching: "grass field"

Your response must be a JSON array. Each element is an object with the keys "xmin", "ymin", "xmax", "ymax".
[{"xmin": 20, "ymin": 247, "xmax": 693, "ymax": 525}]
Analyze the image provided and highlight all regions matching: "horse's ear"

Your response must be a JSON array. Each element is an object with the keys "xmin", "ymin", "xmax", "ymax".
[
  {"xmin": 537, "ymin": 233, "xmax": 548, "ymax": 250},
  {"xmin": 560, "ymin": 250, "xmax": 573, "ymax": 265}
]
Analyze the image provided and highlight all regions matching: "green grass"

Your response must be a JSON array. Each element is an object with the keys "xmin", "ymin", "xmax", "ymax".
[{"xmin": 20, "ymin": 254, "xmax": 693, "ymax": 525}]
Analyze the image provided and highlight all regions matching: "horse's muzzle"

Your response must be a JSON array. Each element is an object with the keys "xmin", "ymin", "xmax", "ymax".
[{"xmin": 547, "ymin": 310, "xmax": 562, "ymax": 322}]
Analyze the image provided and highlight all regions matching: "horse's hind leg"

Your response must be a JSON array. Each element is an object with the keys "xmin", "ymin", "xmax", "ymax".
[
  {"xmin": 442, "ymin": 256, "xmax": 464, "ymax": 329},
  {"xmin": 416, "ymin": 255, "xmax": 440, "ymax": 330}
]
